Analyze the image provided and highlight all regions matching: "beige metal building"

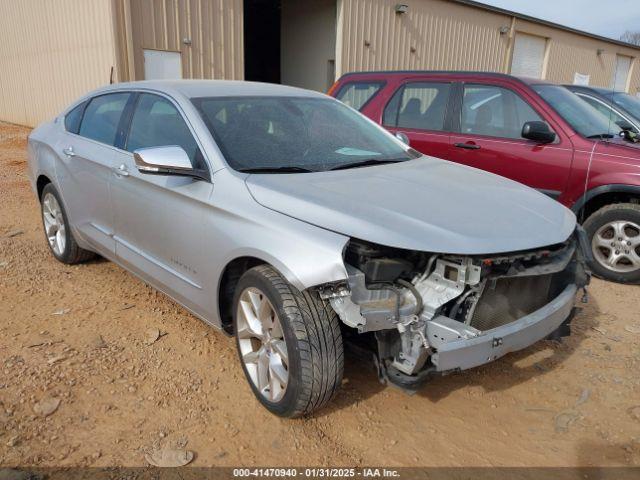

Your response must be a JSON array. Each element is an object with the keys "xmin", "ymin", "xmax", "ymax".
[{"xmin": 2, "ymin": 0, "xmax": 640, "ymax": 127}]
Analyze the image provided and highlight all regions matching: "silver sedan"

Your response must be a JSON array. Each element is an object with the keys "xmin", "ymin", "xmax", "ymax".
[{"xmin": 27, "ymin": 80, "xmax": 589, "ymax": 417}]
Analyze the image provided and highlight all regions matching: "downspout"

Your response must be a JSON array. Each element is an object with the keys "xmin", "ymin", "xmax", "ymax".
[
  {"xmin": 502, "ymin": 15, "xmax": 517, "ymax": 74},
  {"xmin": 334, "ymin": 0, "xmax": 345, "ymax": 81},
  {"xmin": 123, "ymin": 0, "xmax": 136, "ymax": 81}
]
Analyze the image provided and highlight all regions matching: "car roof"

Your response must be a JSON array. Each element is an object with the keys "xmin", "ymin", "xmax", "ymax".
[
  {"xmin": 337, "ymin": 70, "xmax": 556, "ymax": 86},
  {"xmin": 92, "ymin": 80, "xmax": 327, "ymax": 99},
  {"xmin": 565, "ymin": 85, "xmax": 617, "ymax": 95}
]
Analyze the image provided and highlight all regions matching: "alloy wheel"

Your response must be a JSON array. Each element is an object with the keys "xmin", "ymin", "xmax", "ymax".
[
  {"xmin": 591, "ymin": 220, "xmax": 640, "ymax": 273},
  {"xmin": 236, "ymin": 287, "xmax": 289, "ymax": 402},
  {"xmin": 42, "ymin": 192, "xmax": 66, "ymax": 257}
]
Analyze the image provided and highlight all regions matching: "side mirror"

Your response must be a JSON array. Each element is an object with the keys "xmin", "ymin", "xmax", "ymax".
[
  {"xmin": 133, "ymin": 146, "xmax": 203, "ymax": 179},
  {"xmin": 395, "ymin": 131, "xmax": 410, "ymax": 145},
  {"xmin": 521, "ymin": 121, "xmax": 556, "ymax": 144}
]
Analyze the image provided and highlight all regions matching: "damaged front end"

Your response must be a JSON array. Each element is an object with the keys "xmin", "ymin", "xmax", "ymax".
[{"xmin": 319, "ymin": 228, "xmax": 591, "ymax": 391}]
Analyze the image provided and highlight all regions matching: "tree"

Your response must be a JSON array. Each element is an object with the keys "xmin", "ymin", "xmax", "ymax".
[{"xmin": 620, "ymin": 31, "xmax": 640, "ymax": 46}]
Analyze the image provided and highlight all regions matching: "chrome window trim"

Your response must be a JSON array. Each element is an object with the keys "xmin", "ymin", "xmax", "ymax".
[{"xmin": 62, "ymin": 87, "xmax": 215, "ymax": 177}]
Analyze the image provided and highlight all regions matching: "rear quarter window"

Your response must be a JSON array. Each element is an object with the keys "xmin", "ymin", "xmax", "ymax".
[{"xmin": 335, "ymin": 82, "xmax": 383, "ymax": 110}]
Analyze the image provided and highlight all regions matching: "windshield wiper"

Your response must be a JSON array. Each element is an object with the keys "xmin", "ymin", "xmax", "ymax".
[
  {"xmin": 237, "ymin": 166, "xmax": 314, "ymax": 173},
  {"xmin": 586, "ymin": 133, "xmax": 616, "ymax": 139},
  {"xmin": 328, "ymin": 158, "xmax": 407, "ymax": 171}
]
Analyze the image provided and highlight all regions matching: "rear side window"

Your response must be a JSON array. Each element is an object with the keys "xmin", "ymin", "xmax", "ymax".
[
  {"xmin": 78, "ymin": 93, "xmax": 130, "ymax": 146},
  {"xmin": 126, "ymin": 94, "xmax": 203, "ymax": 169},
  {"xmin": 383, "ymin": 82, "xmax": 451, "ymax": 132},
  {"xmin": 64, "ymin": 102, "xmax": 86, "ymax": 134},
  {"xmin": 335, "ymin": 82, "xmax": 383, "ymax": 110},
  {"xmin": 461, "ymin": 85, "xmax": 542, "ymax": 139}
]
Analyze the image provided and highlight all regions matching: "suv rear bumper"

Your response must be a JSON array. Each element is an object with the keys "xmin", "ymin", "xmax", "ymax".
[{"xmin": 431, "ymin": 284, "xmax": 577, "ymax": 372}]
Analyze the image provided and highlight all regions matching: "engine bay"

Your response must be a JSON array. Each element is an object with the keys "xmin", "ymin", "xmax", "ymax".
[{"xmin": 320, "ymin": 232, "xmax": 590, "ymax": 389}]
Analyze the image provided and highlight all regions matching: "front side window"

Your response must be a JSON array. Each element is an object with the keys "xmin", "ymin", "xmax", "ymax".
[
  {"xmin": 533, "ymin": 84, "xmax": 620, "ymax": 138},
  {"xmin": 383, "ymin": 83, "xmax": 451, "ymax": 131},
  {"xmin": 64, "ymin": 102, "xmax": 86, "ymax": 134},
  {"xmin": 335, "ymin": 82, "xmax": 383, "ymax": 110},
  {"xmin": 192, "ymin": 96, "xmax": 418, "ymax": 172},
  {"xmin": 126, "ymin": 93, "xmax": 203, "ymax": 168},
  {"xmin": 78, "ymin": 93, "xmax": 130, "ymax": 146},
  {"xmin": 461, "ymin": 85, "xmax": 543, "ymax": 139}
]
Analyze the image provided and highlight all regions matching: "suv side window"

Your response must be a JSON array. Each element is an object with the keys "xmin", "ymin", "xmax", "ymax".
[
  {"xmin": 64, "ymin": 101, "xmax": 87, "ymax": 134},
  {"xmin": 335, "ymin": 82, "xmax": 383, "ymax": 110},
  {"xmin": 126, "ymin": 93, "xmax": 204, "ymax": 169},
  {"xmin": 461, "ymin": 85, "xmax": 543, "ymax": 139},
  {"xmin": 78, "ymin": 93, "xmax": 131, "ymax": 146},
  {"xmin": 383, "ymin": 82, "xmax": 451, "ymax": 132}
]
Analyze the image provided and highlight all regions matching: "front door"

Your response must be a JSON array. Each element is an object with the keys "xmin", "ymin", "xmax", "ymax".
[
  {"xmin": 381, "ymin": 81, "xmax": 453, "ymax": 159},
  {"xmin": 448, "ymin": 83, "xmax": 572, "ymax": 199},
  {"xmin": 55, "ymin": 92, "xmax": 132, "ymax": 254},
  {"xmin": 110, "ymin": 93, "xmax": 213, "ymax": 317}
]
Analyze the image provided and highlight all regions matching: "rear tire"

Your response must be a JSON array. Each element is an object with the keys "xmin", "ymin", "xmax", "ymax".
[
  {"xmin": 583, "ymin": 203, "xmax": 640, "ymax": 284},
  {"xmin": 232, "ymin": 265, "xmax": 343, "ymax": 417},
  {"xmin": 40, "ymin": 184, "xmax": 95, "ymax": 265}
]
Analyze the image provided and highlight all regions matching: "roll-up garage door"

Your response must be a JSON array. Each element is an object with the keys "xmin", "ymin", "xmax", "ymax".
[
  {"xmin": 612, "ymin": 55, "xmax": 632, "ymax": 92},
  {"xmin": 511, "ymin": 33, "xmax": 546, "ymax": 78}
]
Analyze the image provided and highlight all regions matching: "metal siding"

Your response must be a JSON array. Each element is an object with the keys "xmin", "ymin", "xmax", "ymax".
[
  {"xmin": 337, "ymin": 0, "xmax": 640, "ymax": 95},
  {"xmin": 122, "ymin": 0, "xmax": 243, "ymax": 81},
  {"xmin": 514, "ymin": 19, "xmax": 640, "ymax": 92},
  {"xmin": 0, "ymin": 0, "xmax": 118, "ymax": 127},
  {"xmin": 337, "ymin": 0, "xmax": 510, "ymax": 78}
]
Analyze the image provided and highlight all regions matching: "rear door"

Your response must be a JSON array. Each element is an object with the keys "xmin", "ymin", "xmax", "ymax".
[
  {"xmin": 448, "ymin": 81, "xmax": 572, "ymax": 198},
  {"xmin": 380, "ymin": 81, "xmax": 453, "ymax": 159},
  {"xmin": 55, "ymin": 92, "xmax": 131, "ymax": 254}
]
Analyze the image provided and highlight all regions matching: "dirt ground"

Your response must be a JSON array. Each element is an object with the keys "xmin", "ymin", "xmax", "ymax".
[{"xmin": 0, "ymin": 121, "xmax": 639, "ymax": 468}]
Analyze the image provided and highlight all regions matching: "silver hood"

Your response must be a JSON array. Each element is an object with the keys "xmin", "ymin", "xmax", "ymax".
[{"xmin": 245, "ymin": 157, "xmax": 576, "ymax": 254}]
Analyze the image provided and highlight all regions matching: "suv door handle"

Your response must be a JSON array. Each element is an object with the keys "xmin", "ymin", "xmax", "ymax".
[
  {"xmin": 113, "ymin": 164, "xmax": 130, "ymax": 177},
  {"xmin": 454, "ymin": 142, "xmax": 481, "ymax": 150},
  {"xmin": 62, "ymin": 146, "xmax": 75, "ymax": 157}
]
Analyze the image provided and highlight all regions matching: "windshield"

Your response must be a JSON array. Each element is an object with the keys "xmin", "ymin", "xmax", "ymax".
[
  {"xmin": 533, "ymin": 85, "xmax": 622, "ymax": 138},
  {"xmin": 612, "ymin": 92, "xmax": 640, "ymax": 120},
  {"xmin": 191, "ymin": 96, "xmax": 418, "ymax": 172}
]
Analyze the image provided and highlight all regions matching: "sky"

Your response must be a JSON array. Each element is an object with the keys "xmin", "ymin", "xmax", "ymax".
[{"xmin": 475, "ymin": 0, "xmax": 640, "ymax": 41}]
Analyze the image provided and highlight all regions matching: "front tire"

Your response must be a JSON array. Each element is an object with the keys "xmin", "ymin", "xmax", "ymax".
[
  {"xmin": 583, "ymin": 203, "xmax": 640, "ymax": 284},
  {"xmin": 40, "ymin": 184, "xmax": 95, "ymax": 265},
  {"xmin": 232, "ymin": 265, "xmax": 344, "ymax": 417}
]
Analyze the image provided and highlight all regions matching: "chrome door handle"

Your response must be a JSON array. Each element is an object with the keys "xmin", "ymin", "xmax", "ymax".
[
  {"xmin": 113, "ymin": 164, "xmax": 130, "ymax": 177},
  {"xmin": 62, "ymin": 146, "xmax": 75, "ymax": 157}
]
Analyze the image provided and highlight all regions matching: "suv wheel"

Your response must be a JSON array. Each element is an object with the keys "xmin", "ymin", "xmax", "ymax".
[
  {"xmin": 232, "ymin": 265, "xmax": 343, "ymax": 417},
  {"xmin": 40, "ymin": 184, "xmax": 95, "ymax": 264},
  {"xmin": 583, "ymin": 203, "xmax": 640, "ymax": 283}
]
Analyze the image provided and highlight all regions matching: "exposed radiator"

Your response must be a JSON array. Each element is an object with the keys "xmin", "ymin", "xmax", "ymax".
[{"xmin": 470, "ymin": 274, "xmax": 553, "ymax": 331}]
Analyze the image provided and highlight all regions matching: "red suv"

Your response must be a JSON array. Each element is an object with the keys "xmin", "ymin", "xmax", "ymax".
[{"xmin": 329, "ymin": 71, "xmax": 640, "ymax": 284}]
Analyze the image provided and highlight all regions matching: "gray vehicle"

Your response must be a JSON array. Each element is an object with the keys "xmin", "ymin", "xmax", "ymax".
[{"xmin": 27, "ymin": 80, "xmax": 590, "ymax": 417}]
